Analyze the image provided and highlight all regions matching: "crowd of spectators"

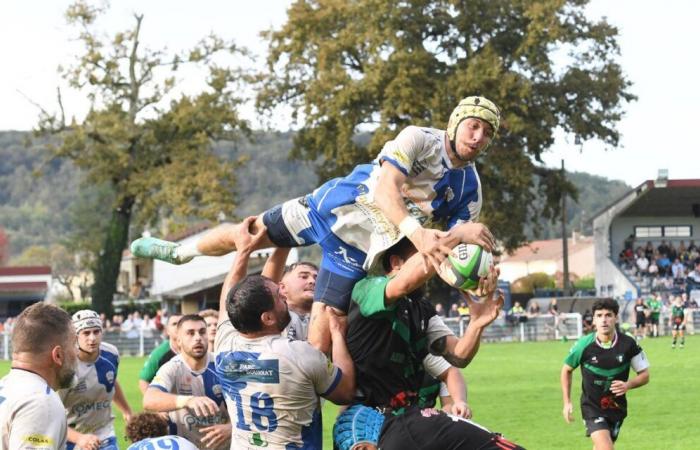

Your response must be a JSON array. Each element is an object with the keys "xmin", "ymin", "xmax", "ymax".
[{"xmin": 619, "ymin": 237, "xmax": 700, "ymax": 296}]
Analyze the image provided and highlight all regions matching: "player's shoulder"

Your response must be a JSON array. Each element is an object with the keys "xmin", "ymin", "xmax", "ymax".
[
  {"xmin": 569, "ymin": 332, "xmax": 597, "ymax": 353},
  {"xmin": 277, "ymin": 337, "xmax": 327, "ymax": 367},
  {"xmin": 99, "ymin": 341, "xmax": 119, "ymax": 358},
  {"xmin": 617, "ymin": 332, "xmax": 641, "ymax": 350}
]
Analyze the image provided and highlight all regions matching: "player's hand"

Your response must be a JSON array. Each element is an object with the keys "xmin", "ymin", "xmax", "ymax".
[
  {"xmin": 186, "ymin": 396, "xmax": 220, "ymax": 417},
  {"xmin": 467, "ymin": 286, "xmax": 504, "ymax": 329},
  {"xmin": 451, "ymin": 222, "xmax": 495, "ymax": 253},
  {"xmin": 451, "ymin": 401, "xmax": 472, "ymax": 419},
  {"xmin": 563, "ymin": 402, "xmax": 574, "ymax": 423},
  {"xmin": 200, "ymin": 423, "xmax": 232, "ymax": 449},
  {"xmin": 472, "ymin": 265, "xmax": 499, "ymax": 299},
  {"xmin": 75, "ymin": 433, "xmax": 101, "ymax": 450},
  {"xmin": 408, "ymin": 227, "xmax": 452, "ymax": 273},
  {"xmin": 328, "ymin": 312, "xmax": 348, "ymax": 338},
  {"xmin": 234, "ymin": 216, "xmax": 267, "ymax": 255},
  {"xmin": 610, "ymin": 380, "xmax": 629, "ymax": 396}
]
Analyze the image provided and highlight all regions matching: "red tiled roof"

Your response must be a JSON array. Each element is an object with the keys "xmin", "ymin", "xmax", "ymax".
[
  {"xmin": 0, "ymin": 266, "xmax": 51, "ymax": 276},
  {"xmin": 0, "ymin": 281, "xmax": 49, "ymax": 292},
  {"xmin": 502, "ymin": 236, "xmax": 593, "ymax": 263}
]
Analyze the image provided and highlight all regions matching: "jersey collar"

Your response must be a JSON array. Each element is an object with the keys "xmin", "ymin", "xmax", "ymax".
[{"xmin": 595, "ymin": 331, "xmax": 618, "ymax": 349}]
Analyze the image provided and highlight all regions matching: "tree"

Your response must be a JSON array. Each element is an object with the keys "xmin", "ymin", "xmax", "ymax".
[
  {"xmin": 13, "ymin": 244, "xmax": 83, "ymax": 301},
  {"xmin": 258, "ymin": 0, "xmax": 635, "ymax": 250},
  {"xmin": 36, "ymin": 1, "xmax": 251, "ymax": 313}
]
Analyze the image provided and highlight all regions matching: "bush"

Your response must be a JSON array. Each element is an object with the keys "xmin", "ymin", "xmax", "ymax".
[
  {"xmin": 574, "ymin": 276, "xmax": 595, "ymax": 290},
  {"xmin": 511, "ymin": 272, "xmax": 556, "ymax": 294},
  {"xmin": 59, "ymin": 301, "xmax": 92, "ymax": 315}
]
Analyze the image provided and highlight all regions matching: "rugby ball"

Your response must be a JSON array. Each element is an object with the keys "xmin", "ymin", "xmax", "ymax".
[{"xmin": 437, "ymin": 243, "xmax": 492, "ymax": 291}]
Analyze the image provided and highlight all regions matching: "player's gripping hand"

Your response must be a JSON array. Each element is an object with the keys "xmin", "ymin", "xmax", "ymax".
[
  {"xmin": 451, "ymin": 401, "xmax": 473, "ymax": 419},
  {"xmin": 186, "ymin": 396, "xmax": 220, "ymax": 417},
  {"xmin": 200, "ymin": 423, "xmax": 232, "ymax": 449},
  {"xmin": 610, "ymin": 380, "xmax": 629, "ymax": 396},
  {"xmin": 408, "ymin": 226, "xmax": 452, "ymax": 273},
  {"xmin": 75, "ymin": 433, "xmax": 101, "ymax": 450},
  {"xmin": 233, "ymin": 216, "xmax": 267, "ymax": 255},
  {"xmin": 562, "ymin": 402, "xmax": 574, "ymax": 423},
  {"xmin": 451, "ymin": 222, "xmax": 495, "ymax": 253}
]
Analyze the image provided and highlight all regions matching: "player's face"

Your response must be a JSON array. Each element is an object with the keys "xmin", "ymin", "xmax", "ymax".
[
  {"xmin": 352, "ymin": 444, "xmax": 378, "ymax": 450},
  {"xmin": 167, "ymin": 315, "xmax": 182, "ymax": 339},
  {"xmin": 454, "ymin": 118, "xmax": 494, "ymax": 161},
  {"xmin": 77, "ymin": 327, "xmax": 102, "ymax": 354},
  {"xmin": 280, "ymin": 264, "xmax": 317, "ymax": 308},
  {"xmin": 204, "ymin": 316, "xmax": 218, "ymax": 343},
  {"xmin": 178, "ymin": 320, "xmax": 208, "ymax": 359},
  {"xmin": 267, "ymin": 279, "xmax": 291, "ymax": 332},
  {"xmin": 593, "ymin": 309, "xmax": 617, "ymax": 337}
]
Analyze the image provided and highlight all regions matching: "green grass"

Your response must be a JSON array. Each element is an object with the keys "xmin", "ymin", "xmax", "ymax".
[{"xmin": 2, "ymin": 336, "xmax": 697, "ymax": 449}]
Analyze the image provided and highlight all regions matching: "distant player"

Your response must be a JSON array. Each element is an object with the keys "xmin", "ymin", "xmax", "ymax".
[
  {"xmin": 561, "ymin": 298, "xmax": 650, "ymax": 449},
  {"xmin": 633, "ymin": 298, "xmax": 647, "ymax": 341},
  {"xmin": 646, "ymin": 295, "xmax": 661, "ymax": 337},
  {"xmin": 138, "ymin": 313, "xmax": 181, "ymax": 394},
  {"xmin": 143, "ymin": 315, "xmax": 230, "ymax": 449},
  {"xmin": 214, "ymin": 224, "xmax": 356, "ymax": 449},
  {"xmin": 60, "ymin": 310, "xmax": 133, "ymax": 450},
  {"xmin": 125, "ymin": 412, "xmax": 198, "ymax": 450},
  {"xmin": 0, "ymin": 303, "xmax": 78, "ymax": 450},
  {"xmin": 670, "ymin": 296, "xmax": 686, "ymax": 349},
  {"xmin": 200, "ymin": 309, "xmax": 219, "ymax": 350},
  {"xmin": 131, "ymin": 96, "xmax": 500, "ymax": 352}
]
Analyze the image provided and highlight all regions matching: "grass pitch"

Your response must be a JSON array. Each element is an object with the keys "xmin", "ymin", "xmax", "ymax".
[{"xmin": 1, "ymin": 335, "xmax": 696, "ymax": 449}]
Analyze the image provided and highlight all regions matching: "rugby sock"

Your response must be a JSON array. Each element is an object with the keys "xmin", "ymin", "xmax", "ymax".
[{"xmin": 177, "ymin": 240, "xmax": 203, "ymax": 259}]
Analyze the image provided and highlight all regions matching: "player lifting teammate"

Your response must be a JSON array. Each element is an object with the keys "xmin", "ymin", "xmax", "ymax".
[{"xmin": 131, "ymin": 96, "xmax": 500, "ymax": 352}]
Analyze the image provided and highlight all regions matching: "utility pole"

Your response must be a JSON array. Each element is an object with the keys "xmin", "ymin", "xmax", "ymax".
[{"xmin": 561, "ymin": 159, "xmax": 571, "ymax": 295}]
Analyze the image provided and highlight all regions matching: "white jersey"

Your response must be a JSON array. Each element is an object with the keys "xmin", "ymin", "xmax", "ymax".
[
  {"xmin": 308, "ymin": 126, "xmax": 482, "ymax": 271},
  {"xmin": 284, "ymin": 310, "xmax": 310, "ymax": 341},
  {"xmin": 59, "ymin": 342, "xmax": 120, "ymax": 444},
  {"xmin": 214, "ymin": 320, "xmax": 342, "ymax": 449},
  {"xmin": 149, "ymin": 353, "xmax": 228, "ymax": 450},
  {"xmin": 127, "ymin": 435, "xmax": 198, "ymax": 450},
  {"xmin": 0, "ymin": 369, "xmax": 67, "ymax": 450}
]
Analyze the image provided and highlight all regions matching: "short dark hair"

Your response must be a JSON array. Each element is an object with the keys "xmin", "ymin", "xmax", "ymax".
[
  {"xmin": 226, "ymin": 275, "xmax": 275, "ymax": 333},
  {"xmin": 283, "ymin": 261, "xmax": 319, "ymax": 275},
  {"xmin": 381, "ymin": 238, "xmax": 417, "ymax": 273},
  {"xmin": 125, "ymin": 412, "xmax": 168, "ymax": 442},
  {"xmin": 176, "ymin": 314, "xmax": 205, "ymax": 328},
  {"xmin": 12, "ymin": 302, "xmax": 73, "ymax": 353},
  {"xmin": 592, "ymin": 298, "xmax": 619, "ymax": 316}
]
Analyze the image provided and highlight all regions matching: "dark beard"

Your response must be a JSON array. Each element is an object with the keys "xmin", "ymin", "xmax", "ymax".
[
  {"xmin": 277, "ymin": 310, "xmax": 292, "ymax": 332},
  {"xmin": 57, "ymin": 366, "xmax": 76, "ymax": 389}
]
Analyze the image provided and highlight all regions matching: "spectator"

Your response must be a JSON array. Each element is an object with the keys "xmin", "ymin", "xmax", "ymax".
[
  {"xmin": 527, "ymin": 301, "xmax": 541, "ymax": 317},
  {"xmin": 647, "ymin": 259, "xmax": 659, "ymax": 277},
  {"xmin": 448, "ymin": 304, "xmax": 460, "ymax": 318},
  {"xmin": 548, "ymin": 298, "xmax": 559, "ymax": 316},
  {"xmin": 121, "ymin": 313, "xmax": 139, "ymax": 339},
  {"xmin": 667, "ymin": 242, "xmax": 678, "ymax": 262},
  {"xmin": 644, "ymin": 241, "xmax": 655, "ymax": 260},
  {"xmin": 435, "ymin": 303, "xmax": 446, "ymax": 317},
  {"xmin": 657, "ymin": 240, "xmax": 670, "ymax": 257},
  {"xmin": 671, "ymin": 258, "xmax": 685, "ymax": 280},
  {"xmin": 457, "ymin": 300, "xmax": 470, "ymax": 317},
  {"xmin": 686, "ymin": 259, "xmax": 700, "ymax": 296},
  {"xmin": 507, "ymin": 301, "xmax": 526, "ymax": 325},
  {"xmin": 688, "ymin": 240, "xmax": 698, "ymax": 253},
  {"xmin": 635, "ymin": 252, "xmax": 649, "ymax": 276},
  {"xmin": 656, "ymin": 253, "xmax": 671, "ymax": 276},
  {"xmin": 582, "ymin": 309, "xmax": 593, "ymax": 334},
  {"xmin": 140, "ymin": 314, "xmax": 157, "ymax": 338}
]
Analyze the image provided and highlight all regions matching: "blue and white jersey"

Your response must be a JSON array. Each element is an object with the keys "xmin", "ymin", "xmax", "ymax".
[
  {"xmin": 214, "ymin": 320, "xmax": 342, "ymax": 449},
  {"xmin": 149, "ymin": 353, "xmax": 228, "ymax": 450},
  {"xmin": 59, "ymin": 342, "xmax": 120, "ymax": 445},
  {"xmin": 309, "ymin": 126, "xmax": 481, "ymax": 272},
  {"xmin": 127, "ymin": 435, "xmax": 198, "ymax": 450}
]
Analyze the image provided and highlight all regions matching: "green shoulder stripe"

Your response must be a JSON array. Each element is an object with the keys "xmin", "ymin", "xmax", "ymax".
[
  {"xmin": 564, "ymin": 333, "xmax": 595, "ymax": 368},
  {"xmin": 351, "ymin": 275, "xmax": 396, "ymax": 317},
  {"xmin": 583, "ymin": 362, "xmax": 630, "ymax": 378}
]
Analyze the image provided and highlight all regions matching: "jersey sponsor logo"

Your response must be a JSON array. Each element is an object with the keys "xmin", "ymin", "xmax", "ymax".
[
  {"xmin": 72, "ymin": 400, "xmax": 112, "ymax": 417},
  {"xmin": 72, "ymin": 379, "xmax": 88, "ymax": 393},
  {"xmin": 594, "ymin": 417, "xmax": 606, "ymax": 423},
  {"xmin": 212, "ymin": 384, "xmax": 223, "ymax": 396},
  {"xmin": 22, "ymin": 434, "xmax": 54, "ymax": 446},
  {"xmin": 590, "ymin": 356, "xmax": 598, "ymax": 364},
  {"xmin": 219, "ymin": 358, "xmax": 280, "ymax": 384},
  {"xmin": 390, "ymin": 149, "xmax": 411, "ymax": 167},
  {"xmin": 105, "ymin": 370, "xmax": 115, "ymax": 384},
  {"xmin": 333, "ymin": 247, "xmax": 359, "ymax": 266},
  {"xmin": 616, "ymin": 354, "xmax": 624, "ymax": 363},
  {"xmin": 184, "ymin": 411, "xmax": 225, "ymax": 430},
  {"xmin": 444, "ymin": 186, "xmax": 455, "ymax": 202}
]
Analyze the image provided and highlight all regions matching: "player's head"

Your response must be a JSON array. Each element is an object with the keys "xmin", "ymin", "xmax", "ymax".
[
  {"xmin": 72, "ymin": 309, "xmax": 103, "ymax": 355},
  {"xmin": 176, "ymin": 314, "xmax": 208, "ymax": 358},
  {"xmin": 382, "ymin": 237, "xmax": 418, "ymax": 274},
  {"xmin": 227, "ymin": 275, "xmax": 291, "ymax": 334},
  {"xmin": 126, "ymin": 412, "xmax": 168, "ymax": 442},
  {"xmin": 592, "ymin": 298, "xmax": 619, "ymax": 336},
  {"xmin": 166, "ymin": 313, "xmax": 183, "ymax": 340},
  {"xmin": 333, "ymin": 404, "xmax": 385, "ymax": 450},
  {"xmin": 12, "ymin": 302, "xmax": 78, "ymax": 389},
  {"xmin": 446, "ymin": 96, "xmax": 501, "ymax": 162},
  {"xmin": 199, "ymin": 309, "xmax": 218, "ymax": 345},
  {"xmin": 280, "ymin": 261, "xmax": 318, "ymax": 310}
]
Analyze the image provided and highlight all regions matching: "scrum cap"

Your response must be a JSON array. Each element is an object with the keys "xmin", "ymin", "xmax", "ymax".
[
  {"xmin": 72, "ymin": 309, "xmax": 102, "ymax": 333},
  {"xmin": 333, "ymin": 404, "xmax": 385, "ymax": 450},
  {"xmin": 446, "ymin": 96, "xmax": 501, "ymax": 152}
]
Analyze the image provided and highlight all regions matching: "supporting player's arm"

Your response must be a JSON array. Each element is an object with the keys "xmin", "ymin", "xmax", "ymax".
[
  {"xmin": 322, "ymin": 314, "xmax": 356, "ymax": 405},
  {"xmin": 560, "ymin": 364, "xmax": 575, "ymax": 423},
  {"xmin": 113, "ymin": 380, "xmax": 133, "ymax": 423},
  {"xmin": 261, "ymin": 247, "xmax": 291, "ymax": 283},
  {"xmin": 143, "ymin": 387, "xmax": 220, "ymax": 418},
  {"xmin": 67, "ymin": 427, "xmax": 100, "ymax": 450},
  {"xmin": 439, "ymin": 366, "xmax": 471, "ymax": 418},
  {"xmin": 218, "ymin": 216, "xmax": 267, "ymax": 323}
]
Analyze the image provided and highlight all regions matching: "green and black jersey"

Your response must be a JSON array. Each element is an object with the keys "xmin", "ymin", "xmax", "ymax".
[
  {"xmin": 346, "ymin": 275, "xmax": 452, "ymax": 410},
  {"xmin": 564, "ymin": 332, "xmax": 649, "ymax": 421},
  {"xmin": 139, "ymin": 339, "xmax": 177, "ymax": 382},
  {"xmin": 671, "ymin": 305, "xmax": 685, "ymax": 324}
]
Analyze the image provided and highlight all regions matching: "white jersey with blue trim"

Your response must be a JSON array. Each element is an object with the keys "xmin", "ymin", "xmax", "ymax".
[
  {"xmin": 309, "ymin": 125, "xmax": 482, "ymax": 271},
  {"xmin": 149, "ymin": 353, "xmax": 228, "ymax": 449},
  {"xmin": 0, "ymin": 369, "xmax": 67, "ymax": 450},
  {"xmin": 127, "ymin": 435, "xmax": 198, "ymax": 450},
  {"xmin": 214, "ymin": 320, "xmax": 342, "ymax": 450},
  {"xmin": 59, "ymin": 342, "xmax": 120, "ymax": 444}
]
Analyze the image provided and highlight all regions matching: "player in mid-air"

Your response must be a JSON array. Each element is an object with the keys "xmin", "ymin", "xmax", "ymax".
[
  {"xmin": 561, "ymin": 299, "xmax": 650, "ymax": 450},
  {"xmin": 131, "ymin": 96, "xmax": 500, "ymax": 352},
  {"xmin": 670, "ymin": 296, "xmax": 686, "ymax": 349},
  {"xmin": 59, "ymin": 310, "xmax": 133, "ymax": 450}
]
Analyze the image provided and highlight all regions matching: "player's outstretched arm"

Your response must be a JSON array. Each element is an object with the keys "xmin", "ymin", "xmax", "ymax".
[
  {"xmin": 261, "ymin": 247, "xmax": 291, "ymax": 283},
  {"xmin": 218, "ymin": 216, "xmax": 267, "ymax": 323},
  {"xmin": 143, "ymin": 388, "xmax": 219, "ymax": 418},
  {"xmin": 113, "ymin": 380, "xmax": 133, "ymax": 423},
  {"xmin": 384, "ymin": 250, "xmax": 437, "ymax": 304},
  {"xmin": 439, "ymin": 366, "xmax": 471, "ymax": 418},
  {"xmin": 323, "ymin": 314, "xmax": 356, "ymax": 405},
  {"xmin": 560, "ymin": 364, "xmax": 575, "ymax": 423}
]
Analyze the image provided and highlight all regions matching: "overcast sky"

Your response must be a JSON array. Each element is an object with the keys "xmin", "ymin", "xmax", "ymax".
[{"xmin": 1, "ymin": 0, "xmax": 697, "ymax": 186}]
